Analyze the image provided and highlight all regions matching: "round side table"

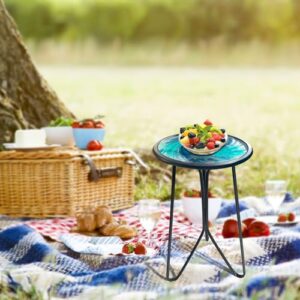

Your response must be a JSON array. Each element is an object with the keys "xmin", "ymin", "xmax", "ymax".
[{"xmin": 150, "ymin": 134, "xmax": 253, "ymax": 281}]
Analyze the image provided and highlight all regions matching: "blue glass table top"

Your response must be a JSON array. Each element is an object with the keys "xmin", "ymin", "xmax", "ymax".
[{"xmin": 153, "ymin": 134, "xmax": 253, "ymax": 169}]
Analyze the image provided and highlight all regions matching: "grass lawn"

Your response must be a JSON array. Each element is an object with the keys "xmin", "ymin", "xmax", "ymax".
[{"xmin": 40, "ymin": 66, "xmax": 300, "ymax": 198}]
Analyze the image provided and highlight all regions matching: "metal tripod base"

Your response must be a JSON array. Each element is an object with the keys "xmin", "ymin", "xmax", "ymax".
[{"xmin": 146, "ymin": 166, "xmax": 246, "ymax": 281}]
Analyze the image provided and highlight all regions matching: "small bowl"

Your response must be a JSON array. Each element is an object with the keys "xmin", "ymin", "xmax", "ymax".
[
  {"xmin": 182, "ymin": 197, "xmax": 222, "ymax": 224},
  {"xmin": 179, "ymin": 133, "xmax": 228, "ymax": 156},
  {"xmin": 73, "ymin": 128, "xmax": 105, "ymax": 149},
  {"xmin": 44, "ymin": 127, "xmax": 74, "ymax": 146}
]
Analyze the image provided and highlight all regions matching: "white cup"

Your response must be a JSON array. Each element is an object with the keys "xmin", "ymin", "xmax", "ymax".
[{"xmin": 15, "ymin": 129, "xmax": 46, "ymax": 147}]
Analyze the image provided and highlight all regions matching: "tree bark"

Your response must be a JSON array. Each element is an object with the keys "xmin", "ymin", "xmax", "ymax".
[{"xmin": 0, "ymin": 0, "xmax": 74, "ymax": 144}]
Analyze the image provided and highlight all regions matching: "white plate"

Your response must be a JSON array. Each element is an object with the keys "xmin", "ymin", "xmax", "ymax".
[
  {"xmin": 60, "ymin": 234, "xmax": 123, "ymax": 255},
  {"xmin": 179, "ymin": 133, "xmax": 228, "ymax": 156},
  {"xmin": 3, "ymin": 143, "xmax": 61, "ymax": 151},
  {"xmin": 60, "ymin": 233, "xmax": 156, "ymax": 256},
  {"xmin": 258, "ymin": 215, "xmax": 299, "ymax": 226},
  {"xmin": 274, "ymin": 221, "xmax": 298, "ymax": 226}
]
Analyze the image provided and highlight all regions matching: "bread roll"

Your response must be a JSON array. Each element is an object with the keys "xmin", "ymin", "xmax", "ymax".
[
  {"xmin": 75, "ymin": 205, "xmax": 136, "ymax": 239},
  {"xmin": 94, "ymin": 205, "xmax": 113, "ymax": 228},
  {"xmin": 99, "ymin": 222, "xmax": 119, "ymax": 236},
  {"xmin": 99, "ymin": 223, "xmax": 137, "ymax": 239},
  {"xmin": 76, "ymin": 213, "xmax": 97, "ymax": 232},
  {"xmin": 113, "ymin": 225, "xmax": 137, "ymax": 239}
]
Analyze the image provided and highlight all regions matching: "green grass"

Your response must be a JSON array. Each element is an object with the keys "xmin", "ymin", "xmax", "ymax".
[{"xmin": 40, "ymin": 66, "xmax": 300, "ymax": 198}]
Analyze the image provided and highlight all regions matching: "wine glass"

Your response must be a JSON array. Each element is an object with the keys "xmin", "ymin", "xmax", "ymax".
[
  {"xmin": 138, "ymin": 199, "xmax": 161, "ymax": 248},
  {"xmin": 265, "ymin": 180, "xmax": 287, "ymax": 214}
]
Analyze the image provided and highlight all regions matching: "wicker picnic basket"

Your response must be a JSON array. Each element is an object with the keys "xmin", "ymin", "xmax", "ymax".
[{"xmin": 0, "ymin": 148, "xmax": 141, "ymax": 218}]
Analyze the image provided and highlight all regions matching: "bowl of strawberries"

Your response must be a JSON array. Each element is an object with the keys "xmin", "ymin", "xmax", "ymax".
[
  {"xmin": 182, "ymin": 189, "xmax": 222, "ymax": 224},
  {"xmin": 72, "ymin": 116, "xmax": 105, "ymax": 150},
  {"xmin": 179, "ymin": 119, "xmax": 228, "ymax": 155}
]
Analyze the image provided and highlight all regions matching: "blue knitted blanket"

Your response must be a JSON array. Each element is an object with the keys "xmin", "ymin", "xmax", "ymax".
[{"xmin": 0, "ymin": 195, "xmax": 300, "ymax": 299}]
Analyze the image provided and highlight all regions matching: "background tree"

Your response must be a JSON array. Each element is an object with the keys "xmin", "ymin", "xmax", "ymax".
[{"xmin": 0, "ymin": 0, "xmax": 73, "ymax": 144}]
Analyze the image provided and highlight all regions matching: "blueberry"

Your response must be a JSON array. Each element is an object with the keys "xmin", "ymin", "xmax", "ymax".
[
  {"xmin": 180, "ymin": 135, "xmax": 184, "ymax": 139},
  {"xmin": 221, "ymin": 128, "xmax": 226, "ymax": 133},
  {"xmin": 180, "ymin": 127, "xmax": 186, "ymax": 134},
  {"xmin": 221, "ymin": 138, "xmax": 226, "ymax": 143},
  {"xmin": 195, "ymin": 142, "xmax": 205, "ymax": 149},
  {"xmin": 188, "ymin": 132, "xmax": 196, "ymax": 138},
  {"xmin": 190, "ymin": 144, "xmax": 195, "ymax": 149},
  {"xmin": 215, "ymin": 144, "xmax": 219, "ymax": 148}
]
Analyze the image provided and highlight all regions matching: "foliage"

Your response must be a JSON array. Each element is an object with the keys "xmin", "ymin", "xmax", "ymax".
[
  {"xmin": 49, "ymin": 116, "xmax": 73, "ymax": 127},
  {"xmin": 0, "ymin": 275, "xmax": 44, "ymax": 300},
  {"xmin": 5, "ymin": 0, "xmax": 300, "ymax": 45},
  {"xmin": 134, "ymin": 161, "xmax": 184, "ymax": 201}
]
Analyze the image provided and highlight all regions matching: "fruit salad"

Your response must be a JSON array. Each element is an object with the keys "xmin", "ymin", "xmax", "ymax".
[{"xmin": 179, "ymin": 119, "xmax": 227, "ymax": 155}]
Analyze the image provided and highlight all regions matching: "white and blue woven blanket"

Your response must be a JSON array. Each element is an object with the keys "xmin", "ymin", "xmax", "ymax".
[{"xmin": 0, "ymin": 195, "xmax": 300, "ymax": 299}]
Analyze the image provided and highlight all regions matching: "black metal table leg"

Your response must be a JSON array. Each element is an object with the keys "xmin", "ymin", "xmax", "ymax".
[
  {"xmin": 200, "ymin": 170, "xmax": 210, "ymax": 241},
  {"xmin": 232, "ymin": 166, "xmax": 246, "ymax": 277},
  {"xmin": 166, "ymin": 165, "xmax": 176, "ymax": 279},
  {"xmin": 204, "ymin": 166, "xmax": 246, "ymax": 278},
  {"xmin": 147, "ymin": 166, "xmax": 246, "ymax": 280},
  {"xmin": 145, "ymin": 165, "xmax": 205, "ymax": 281}
]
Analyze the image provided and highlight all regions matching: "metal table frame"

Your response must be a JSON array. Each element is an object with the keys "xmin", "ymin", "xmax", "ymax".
[{"xmin": 148, "ymin": 135, "xmax": 253, "ymax": 281}]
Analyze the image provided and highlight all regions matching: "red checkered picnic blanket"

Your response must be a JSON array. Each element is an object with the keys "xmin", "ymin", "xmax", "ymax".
[{"xmin": 26, "ymin": 205, "xmax": 219, "ymax": 248}]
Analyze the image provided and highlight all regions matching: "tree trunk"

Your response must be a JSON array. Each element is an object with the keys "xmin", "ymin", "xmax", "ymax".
[{"xmin": 0, "ymin": 0, "xmax": 74, "ymax": 144}]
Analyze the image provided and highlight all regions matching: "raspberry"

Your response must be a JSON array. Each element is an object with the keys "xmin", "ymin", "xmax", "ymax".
[{"xmin": 204, "ymin": 119, "xmax": 213, "ymax": 126}]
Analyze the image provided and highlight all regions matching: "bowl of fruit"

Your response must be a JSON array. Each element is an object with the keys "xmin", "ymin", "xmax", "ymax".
[
  {"xmin": 182, "ymin": 189, "xmax": 222, "ymax": 224},
  {"xmin": 72, "ymin": 116, "xmax": 105, "ymax": 150},
  {"xmin": 179, "ymin": 119, "xmax": 227, "ymax": 155}
]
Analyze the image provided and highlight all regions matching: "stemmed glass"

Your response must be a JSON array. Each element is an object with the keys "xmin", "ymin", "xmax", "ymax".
[
  {"xmin": 138, "ymin": 199, "xmax": 161, "ymax": 248},
  {"xmin": 265, "ymin": 180, "xmax": 287, "ymax": 214}
]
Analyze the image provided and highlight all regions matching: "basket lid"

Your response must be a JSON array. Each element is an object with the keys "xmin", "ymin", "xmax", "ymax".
[{"xmin": 0, "ymin": 148, "xmax": 134, "ymax": 160}]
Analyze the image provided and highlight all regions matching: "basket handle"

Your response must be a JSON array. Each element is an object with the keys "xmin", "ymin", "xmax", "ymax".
[
  {"xmin": 81, "ymin": 154, "xmax": 123, "ymax": 182},
  {"xmin": 121, "ymin": 149, "xmax": 149, "ymax": 171}
]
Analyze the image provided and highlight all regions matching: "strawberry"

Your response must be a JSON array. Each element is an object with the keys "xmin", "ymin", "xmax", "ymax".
[
  {"xmin": 204, "ymin": 119, "xmax": 213, "ymax": 126},
  {"xmin": 287, "ymin": 212, "xmax": 296, "ymax": 222},
  {"xmin": 72, "ymin": 121, "xmax": 81, "ymax": 128},
  {"xmin": 189, "ymin": 137, "xmax": 200, "ymax": 145},
  {"xmin": 248, "ymin": 221, "xmax": 270, "ymax": 237},
  {"xmin": 184, "ymin": 189, "xmax": 201, "ymax": 198},
  {"xmin": 82, "ymin": 120, "xmax": 95, "ymax": 128},
  {"xmin": 207, "ymin": 138, "xmax": 215, "ymax": 143},
  {"xmin": 87, "ymin": 140, "xmax": 103, "ymax": 151},
  {"xmin": 242, "ymin": 218, "xmax": 256, "ymax": 228},
  {"xmin": 207, "ymin": 141, "xmax": 215, "ymax": 150},
  {"xmin": 122, "ymin": 243, "xmax": 135, "ymax": 254},
  {"xmin": 242, "ymin": 218, "xmax": 256, "ymax": 237},
  {"xmin": 277, "ymin": 213, "xmax": 287, "ymax": 223},
  {"xmin": 134, "ymin": 242, "xmax": 147, "ymax": 255},
  {"xmin": 222, "ymin": 219, "xmax": 247, "ymax": 238},
  {"xmin": 212, "ymin": 133, "xmax": 221, "ymax": 141},
  {"xmin": 94, "ymin": 121, "xmax": 105, "ymax": 128}
]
